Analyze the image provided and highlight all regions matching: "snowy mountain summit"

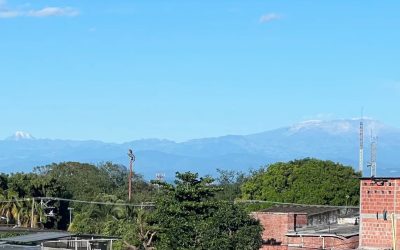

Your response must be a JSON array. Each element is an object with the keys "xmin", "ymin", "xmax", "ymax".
[
  {"xmin": 7, "ymin": 131, "xmax": 35, "ymax": 140},
  {"xmin": 288, "ymin": 119, "xmax": 390, "ymax": 135}
]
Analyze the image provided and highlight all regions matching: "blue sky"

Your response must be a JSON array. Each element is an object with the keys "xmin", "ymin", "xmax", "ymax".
[{"xmin": 1, "ymin": 0, "xmax": 399, "ymax": 142}]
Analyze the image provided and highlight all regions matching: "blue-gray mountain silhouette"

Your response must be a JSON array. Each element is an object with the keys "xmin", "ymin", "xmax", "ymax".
[{"xmin": 1, "ymin": 119, "xmax": 399, "ymax": 179}]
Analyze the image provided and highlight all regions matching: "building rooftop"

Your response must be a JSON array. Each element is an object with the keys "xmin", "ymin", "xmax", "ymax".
[
  {"xmin": 0, "ymin": 243, "xmax": 39, "ymax": 249},
  {"xmin": 260, "ymin": 205, "xmax": 357, "ymax": 216},
  {"xmin": 286, "ymin": 223, "xmax": 359, "ymax": 239},
  {"xmin": 0, "ymin": 232, "xmax": 72, "ymax": 244},
  {"xmin": 360, "ymin": 177, "xmax": 400, "ymax": 180}
]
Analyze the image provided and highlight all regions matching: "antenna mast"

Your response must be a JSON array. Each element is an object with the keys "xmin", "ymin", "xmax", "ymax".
[
  {"xmin": 155, "ymin": 173, "xmax": 166, "ymax": 192},
  {"xmin": 156, "ymin": 173, "xmax": 165, "ymax": 182},
  {"xmin": 370, "ymin": 134, "xmax": 377, "ymax": 177},
  {"xmin": 359, "ymin": 109, "xmax": 364, "ymax": 175},
  {"xmin": 367, "ymin": 130, "xmax": 377, "ymax": 177}
]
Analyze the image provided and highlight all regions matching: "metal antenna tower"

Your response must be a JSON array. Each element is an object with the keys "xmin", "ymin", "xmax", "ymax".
[
  {"xmin": 156, "ymin": 173, "xmax": 165, "ymax": 182},
  {"xmin": 155, "ymin": 173, "xmax": 165, "ymax": 192},
  {"xmin": 367, "ymin": 131, "xmax": 377, "ymax": 177},
  {"xmin": 359, "ymin": 108, "xmax": 364, "ymax": 175},
  {"xmin": 128, "ymin": 149, "xmax": 136, "ymax": 201}
]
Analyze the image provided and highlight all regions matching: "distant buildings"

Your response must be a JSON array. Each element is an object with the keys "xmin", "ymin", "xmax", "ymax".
[
  {"xmin": 252, "ymin": 205, "xmax": 359, "ymax": 250},
  {"xmin": 254, "ymin": 177, "xmax": 400, "ymax": 250}
]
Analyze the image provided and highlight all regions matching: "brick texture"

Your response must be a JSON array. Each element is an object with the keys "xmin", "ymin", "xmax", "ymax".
[
  {"xmin": 287, "ymin": 235, "xmax": 359, "ymax": 249},
  {"xmin": 252, "ymin": 212, "xmax": 307, "ymax": 243},
  {"xmin": 260, "ymin": 245, "xmax": 288, "ymax": 250},
  {"xmin": 253, "ymin": 211, "xmax": 358, "ymax": 250},
  {"xmin": 360, "ymin": 178, "xmax": 400, "ymax": 249}
]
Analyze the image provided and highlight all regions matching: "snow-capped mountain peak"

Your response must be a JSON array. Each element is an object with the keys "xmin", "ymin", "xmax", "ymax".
[
  {"xmin": 7, "ymin": 131, "xmax": 35, "ymax": 140},
  {"xmin": 287, "ymin": 119, "xmax": 388, "ymax": 135}
]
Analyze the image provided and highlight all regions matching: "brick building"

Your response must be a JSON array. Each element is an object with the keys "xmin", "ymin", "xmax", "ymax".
[
  {"xmin": 252, "ymin": 205, "xmax": 359, "ymax": 250},
  {"xmin": 359, "ymin": 177, "xmax": 400, "ymax": 250}
]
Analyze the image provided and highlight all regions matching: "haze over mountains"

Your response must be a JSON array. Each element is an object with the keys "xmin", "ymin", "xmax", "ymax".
[{"xmin": 1, "ymin": 119, "xmax": 400, "ymax": 180}]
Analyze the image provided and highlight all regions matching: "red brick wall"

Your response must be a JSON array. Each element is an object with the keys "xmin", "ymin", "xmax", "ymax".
[
  {"xmin": 360, "ymin": 178, "xmax": 400, "ymax": 249},
  {"xmin": 252, "ymin": 212, "xmax": 290, "ymax": 243},
  {"xmin": 252, "ymin": 212, "xmax": 307, "ymax": 243},
  {"xmin": 292, "ymin": 214, "xmax": 307, "ymax": 229},
  {"xmin": 253, "ymin": 211, "xmax": 358, "ymax": 250},
  {"xmin": 260, "ymin": 245, "xmax": 288, "ymax": 250},
  {"xmin": 287, "ymin": 235, "xmax": 359, "ymax": 250}
]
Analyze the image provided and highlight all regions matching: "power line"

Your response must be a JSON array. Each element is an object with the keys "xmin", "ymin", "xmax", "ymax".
[
  {"xmin": 40, "ymin": 197, "xmax": 155, "ymax": 207},
  {"xmin": 0, "ymin": 197, "xmax": 357, "ymax": 209},
  {"xmin": 0, "ymin": 197, "xmax": 32, "ymax": 203},
  {"xmin": 0, "ymin": 197, "xmax": 155, "ymax": 207}
]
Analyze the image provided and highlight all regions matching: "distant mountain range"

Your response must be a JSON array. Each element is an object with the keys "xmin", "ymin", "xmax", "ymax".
[{"xmin": 1, "ymin": 119, "xmax": 400, "ymax": 180}]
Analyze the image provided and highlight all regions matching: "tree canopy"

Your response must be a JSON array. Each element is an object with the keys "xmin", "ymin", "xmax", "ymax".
[
  {"xmin": 0, "ymin": 158, "xmax": 363, "ymax": 249},
  {"xmin": 241, "ymin": 158, "xmax": 360, "ymax": 206},
  {"xmin": 152, "ymin": 172, "xmax": 262, "ymax": 250}
]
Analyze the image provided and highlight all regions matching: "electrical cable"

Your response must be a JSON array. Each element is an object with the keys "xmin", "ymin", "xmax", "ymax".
[
  {"xmin": 0, "ymin": 197, "xmax": 155, "ymax": 207},
  {"xmin": 0, "ymin": 197, "xmax": 357, "ymax": 208}
]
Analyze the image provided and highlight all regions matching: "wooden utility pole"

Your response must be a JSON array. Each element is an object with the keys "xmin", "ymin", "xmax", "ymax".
[{"xmin": 128, "ymin": 149, "xmax": 136, "ymax": 201}]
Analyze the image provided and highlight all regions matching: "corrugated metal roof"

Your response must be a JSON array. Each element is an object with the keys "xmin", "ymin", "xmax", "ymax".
[{"xmin": 0, "ymin": 232, "xmax": 72, "ymax": 243}]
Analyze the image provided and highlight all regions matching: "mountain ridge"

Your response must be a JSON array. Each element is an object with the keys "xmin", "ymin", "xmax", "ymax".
[{"xmin": 1, "ymin": 119, "xmax": 399, "ymax": 179}]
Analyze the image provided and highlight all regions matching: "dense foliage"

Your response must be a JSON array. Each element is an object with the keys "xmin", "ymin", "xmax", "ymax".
[
  {"xmin": 0, "ymin": 161, "xmax": 156, "ymax": 248},
  {"xmin": 0, "ymin": 158, "xmax": 362, "ymax": 249},
  {"xmin": 0, "ymin": 162, "xmax": 263, "ymax": 249},
  {"xmin": 241, "ymin": 158, "xmax": 361, "ymax": 206},
  {"xmin": 152, "ymin": 172, "xmax": 262, "ymax": 250},
  {"xmin": 214, "ymin": 169, "xmax": 247, "ymax": 201}
]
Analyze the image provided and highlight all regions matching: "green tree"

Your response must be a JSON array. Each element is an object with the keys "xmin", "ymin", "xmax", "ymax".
[
  {"xmin": 241, "ymin": 158, "xmax": 361, "ymax": 206},
  {"xmin": 215, "ymin": 169, "xmax": 246, "ymax": 201},
  {"xmin": 7, "ymin": 173, "xmax": 37, "ymax": 198},
  {"xmin": 34, "ymin": 162, "xmax": 113, "ymax": 200},
  {"xmin": 153, "ymin": 172, "xmax": 262, "ymax": 250},
  {"xmin": 0, "ymin": 174, "xmax": 8, "ymax": 193}
]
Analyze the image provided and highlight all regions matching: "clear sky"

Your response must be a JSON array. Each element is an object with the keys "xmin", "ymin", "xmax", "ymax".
[{"xmin": 1, "ymin": 0, "xmax": 399, "ymax": 142}]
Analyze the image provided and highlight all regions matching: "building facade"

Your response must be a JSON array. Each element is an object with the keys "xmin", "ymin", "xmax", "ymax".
[
  {"xmin": 253, "ymin": 205, "xmax": 359, "ymax": 250},
  {"xmin": 359, "ymin": 177, "xmax": 400, "ymax": 249}
]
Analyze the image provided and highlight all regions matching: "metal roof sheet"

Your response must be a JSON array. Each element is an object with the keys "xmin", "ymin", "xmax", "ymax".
[
  {"xmin": 0, "ymin": 244, "xmax": 40, "ymax": 249},
  {"xmin": 0, "ymin": 232, "xmax": 72, "ymax": 243}
]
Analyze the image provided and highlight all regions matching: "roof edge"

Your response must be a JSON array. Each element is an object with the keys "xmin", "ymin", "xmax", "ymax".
[{"xmin": 360, "ymin": 177, "xmax": 400, "ymax": 180}]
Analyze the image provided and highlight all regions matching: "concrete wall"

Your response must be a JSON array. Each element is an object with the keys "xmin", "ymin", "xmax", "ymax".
[{"xmin": 307, "ymin": 207, "xmax": 359, "ymax": 226}]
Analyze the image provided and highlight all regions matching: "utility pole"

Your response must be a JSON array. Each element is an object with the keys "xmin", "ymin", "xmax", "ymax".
[
  {"xmin": 128, "ymin": 149, "xmax": 136, "ymax": 201},
  {"xmin": 68, "ymin": 207, "xmax": 74, "ymax": 226},
  {"xmin": 30, "ymin": 198, "xmax": 35, "ymax": 228}
]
